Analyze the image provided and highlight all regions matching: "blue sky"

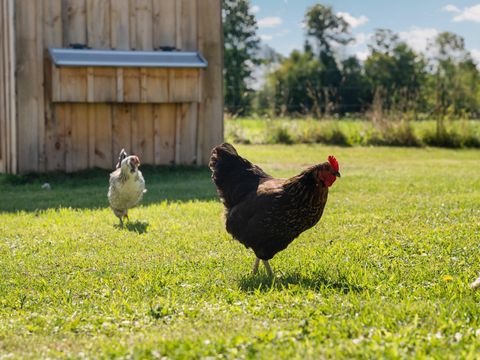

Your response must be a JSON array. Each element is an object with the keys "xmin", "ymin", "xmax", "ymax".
[{"xmin": 251, "ymin": 0, "xmax": 480, "ymax": 63}]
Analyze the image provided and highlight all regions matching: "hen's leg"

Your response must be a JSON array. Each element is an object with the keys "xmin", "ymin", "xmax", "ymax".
[
  {"xmin": 262, "ymin": 260, "xmax": 273, "ymax": 277},
  {"xmin": 252, "ymin": 258, "xmax": 260, "ymax": 275},
  {"xmin": 118, "ymin": 216, "xmax": 124, "ymax": 228}
]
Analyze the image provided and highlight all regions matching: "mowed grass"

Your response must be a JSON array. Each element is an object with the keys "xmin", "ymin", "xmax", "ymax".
[{"xmin": 1, "ymin": 145, "xmax": 479, "ymax": 358}]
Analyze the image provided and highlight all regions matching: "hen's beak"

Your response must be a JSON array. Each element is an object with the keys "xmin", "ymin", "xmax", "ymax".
[
  {"xmin": 334, "ymin": 171, "xmax": 341, "ymax": 177},
  {"xmin": 128, "ymin": 160, "xmax": 136, "ymax": 173}
]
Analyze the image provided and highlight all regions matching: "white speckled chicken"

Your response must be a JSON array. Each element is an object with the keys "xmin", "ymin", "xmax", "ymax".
[{"xmin": 108, "ymin": 149, "xmax": 146, "ymax": 227}]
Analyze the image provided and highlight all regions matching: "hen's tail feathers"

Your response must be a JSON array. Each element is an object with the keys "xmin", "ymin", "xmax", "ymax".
[
  {"xmin": 116, "ymin": 149, "xmax": 128, "ymax": 169},
  {"xmin": 209, "ymin": 143, "xmax": 271, "ymax": 209}
]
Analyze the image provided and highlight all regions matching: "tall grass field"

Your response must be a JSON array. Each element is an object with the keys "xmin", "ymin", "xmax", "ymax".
[
  {"xmin": 1, "ymin": 144, "xmax": 479, "ymax": 358},
  {"xmin": 226, "ymin": 118, "xmax": 480, "ymax": 148}
]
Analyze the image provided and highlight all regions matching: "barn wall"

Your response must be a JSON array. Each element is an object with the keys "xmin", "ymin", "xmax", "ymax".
[
  {"xmin": 12, "ymin": 0, "xmax": 223, "ymax": 173},
  {"xmin": 0, "ymin": 0, "xmax": 16, "ymax": 173}
]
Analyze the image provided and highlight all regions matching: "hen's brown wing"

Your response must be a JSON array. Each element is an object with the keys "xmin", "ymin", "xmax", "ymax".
[
  {"xmin": 226, "ymin": 172, "xmax": 329, "ymax": 260},
  {"xmin": 210, "ymin": 143, "xmax": 271, "ymax": 210}
]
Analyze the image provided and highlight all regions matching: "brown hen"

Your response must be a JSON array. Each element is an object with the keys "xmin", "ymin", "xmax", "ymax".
[{"xmin": 209, "ymin": 143, "xmax": 340, "ymax": 276}]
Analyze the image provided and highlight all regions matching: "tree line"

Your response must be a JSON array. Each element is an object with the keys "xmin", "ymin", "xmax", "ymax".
[{"xmin": 223, "ymin": 1, "xmax": 480, "ymax": 120}]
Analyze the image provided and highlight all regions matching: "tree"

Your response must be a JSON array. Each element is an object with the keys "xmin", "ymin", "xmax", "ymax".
[
  {"xmin": 303, "ymin": 4, "xmax": 352, "ymax": 115},
  {"xmin": 338, "ymin": 57, "xmax": 372, "ymax": 114},
  {"xmin": 222, "ymin": 0, "xmax": 260, "ymax": 116},
  {"xmin": 304, "ymin": 4, "xmax": 351, "ymax": 54},
  {"xmin": 429, "ymin": 32, "xmax": 476, "ymax": 116},
  {"xmin": 268, "ymin": 49, "xmax": 324, "ymax": 116},
  {"xmin": 364, "ymin": 29, "xmax": 426, "ymax": 116}
]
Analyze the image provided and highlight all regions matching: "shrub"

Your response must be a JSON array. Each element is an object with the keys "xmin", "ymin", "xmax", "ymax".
[
  {"xmin": 367, "ymin": 121, "xmax": 422, "ymax": 147},
  {"xmin": 267, "ymin": 125, "xmax": 294, "ymax": 144},
  {"xmin": 225, "ymin": 122, "xmax": 251, "ymax": 144}
]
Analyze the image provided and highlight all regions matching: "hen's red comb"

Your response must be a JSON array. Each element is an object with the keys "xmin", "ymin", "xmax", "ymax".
[{"xmin": 328, "ymin": 155, "xmax": 339, "ymax": 171}]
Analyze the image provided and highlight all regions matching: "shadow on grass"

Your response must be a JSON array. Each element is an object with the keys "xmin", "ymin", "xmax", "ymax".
[
  {"xmin": 0, "ymin": 165, "xmax": 218, "ymax": 213},
  {"xmin": 123, "ymin": 220, "xmax": 149, "ymax": 234},
  {"xmin": 238, "ymin": 270, "xmax": 365, "ymax": 293}
]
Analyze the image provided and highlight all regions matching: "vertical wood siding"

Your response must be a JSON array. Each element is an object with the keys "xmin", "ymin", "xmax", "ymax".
[
  {"xmin": 8, "ymin": 0, "xmax": 222, "ymax": 173},
  {"xmin": 0, "ymin": 0, "xmax": 17, "ymax": 173}
]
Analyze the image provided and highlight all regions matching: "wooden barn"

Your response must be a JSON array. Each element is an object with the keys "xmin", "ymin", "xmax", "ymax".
[{"xmin": 0, "ymin": 0, "xmax": 223, "ymax": 174}]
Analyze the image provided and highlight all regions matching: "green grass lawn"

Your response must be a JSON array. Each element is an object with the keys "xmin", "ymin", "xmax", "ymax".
[{"xmin": 1, "ymin": 145, "xmax": 479, "ymax": 358}]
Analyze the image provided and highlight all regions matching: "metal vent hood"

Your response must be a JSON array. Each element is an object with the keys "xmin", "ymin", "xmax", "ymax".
[{"xmin": 49, "ymin": 48, "xmax": 208, "ymax": 68}]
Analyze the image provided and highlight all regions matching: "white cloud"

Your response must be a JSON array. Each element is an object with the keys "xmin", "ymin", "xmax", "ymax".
[
  {"xmin": 471, "ymin": 49, "xmax": 480, "ymax": 67},
  {"xmin": 337, "ymin": 12, "xmax": 369, "ymax": 28},
  {"xmin": 398, "ymin": 27, "xmax": 439, "ymax": 53},
  {"xmin": 258, "ymin": 16, "xmax": 283, "ymax": 28},
  {"xmin": 356, "ymin": 50, "xmax": 369, "ymax": 61},
  {"xmin": 250, "ymin": 5, "xmax": 260, "ymax": 14},
  {"xmin": 442, "ymin": 4, "xmax": 460, "ymax": 13},
  {"xmin": 354, "ymin": 32, "xmax": 369, "ymax": 46},
  {"xmin": 258, "ymin": 29, "xmax": 290, "ymax": 43},
  {"xmin": 453, "ymin": 4, "xmax": 480, "ymax": 22}
]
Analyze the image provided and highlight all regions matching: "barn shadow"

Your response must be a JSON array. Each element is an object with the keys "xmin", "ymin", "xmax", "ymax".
[
  {"xmin": 238, "ymin": 270, "xmax": 365, "ymax": 294},
  {"xmin": 0, "ymin": 165, "xmax": 217, "ymax": 213}
]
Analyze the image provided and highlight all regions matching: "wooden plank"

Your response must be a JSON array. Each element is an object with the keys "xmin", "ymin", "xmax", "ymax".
[
  {"xmin": 62, "ymin": 0, "xmax": 87, "ymax": 47},
  {"xmin": 112, "ymin": 104, "xmax": 132, "ymax": 160},
  {"xmin": 195, "ymin": 68, "xmax": 205, "ymax": 164},
  {"xmin": 146, "ymin": 68, "xmax": 169, "ymax": 102},
  {"xmin": 135, "ymin": 0, "xmax": 153, "ymax": 50},
  {"xmin": 152, "ymin": 0, "xmax": 176, "ymax": 49},
  {"xmin": 131, "ymin": 103, "xmax": 139, "ymax": 155},
  {"xmin": 111, "ymin": 0, "xmax": 130, "ymax": 50},
  {"xmin": 179, "ymin": 0, "xmax": 197, "ymax": 51},
  {"xmin": 43, "ymin": 0, "xmax": 63, "ymax": 173},
  {"xmin": 175, "ymin": 104, "xmax": 181, "ymax": 164},
  {"xmin": 43, "ymin": 0, "xmax": 63, "ymax": 47},
  {"xmin": 44, "ymin": 59, "xmax": 62, "ymax": 171},
  {"xmin": 92, "ymin": 67, "xmax": 116, "ymax": 102},
  {"xmin": 87, "ymin": 67, "xmax": 94, "ymax": 102},
  {"xmin": 88, "ymin": 104, "xmax": 95, "ymax": 167},
  {"xmin": 123, "ymin": 68, "xmax": 141, "ymax": 102},
  {"xmin": 86, "ymin": 0, "xmax": 110, "ymax": 48},
  {"xmin": 94, "ymin": 104, "xmax": 113, "ymax": 169},
  {"xmin": 129, "ymin": 0, "xmax": 137, "ymax": 49},
  {"xmin": 116, "ymin": 68, "xmax": 124, "ymax": 102},
  {"xmin": 169, "ymin": 68, "xmax": 200, "ymax": 102},
  {"xmin": 0, "ymin": 1, "xmax": 5, "ymax": 172},
  {"xmin": 197, "ymin": 0, "xmax": 223, "ymax": 165},
  {"xmin": 15, "ymin": 0, "xmax": 39, "ymax": 173},
  {"xmin": 175, "ymin": 0, "xmax": 182, "ymax": 50},
  {"xmin": 70, "ymin": 104, "xmax": 89, "ymax": 171},
  {"xmin": 57, "ymin": 67, "xmax": 88, "ymax": 102},
  {"xmin": 48, "ymin": 105, "xmax": 66, "ymax": 171},
  {"xmin": 35, "ymin": 1, "xmax": 45, "ymax": 171},
  {"xmin": 131, "ymin": 104, "xmax": 154, "ymax": 164},
  {"xmin": 153, "ymin": 104, "xmax": 176, "ymax": 165},
  {"xmin": 63, "ymin": 104, "xmax": 73, "ymax": 172},
  {"xmin": 51, "ymin": 65, "xmax": 61, "ymax": 101},
  {"xmin": 7, "ymin": 0, "xmax": 16, "ymax": 173},
  {"xmin": 140, "ymin": 68, "xmax": 148, "ymax": 103},
  {"xmin": 178, "ymin": 103, "xmax": 197, "ymax": 165}
]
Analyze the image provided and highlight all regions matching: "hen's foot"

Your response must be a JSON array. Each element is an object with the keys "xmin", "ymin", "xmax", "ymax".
[
  {"xmin": 252, "ymin": 258, "xmax": 260, "ymax": 275},
  {"xmin": 262, "ymin": 260, "xmax": 273, "ymax": 277}
]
